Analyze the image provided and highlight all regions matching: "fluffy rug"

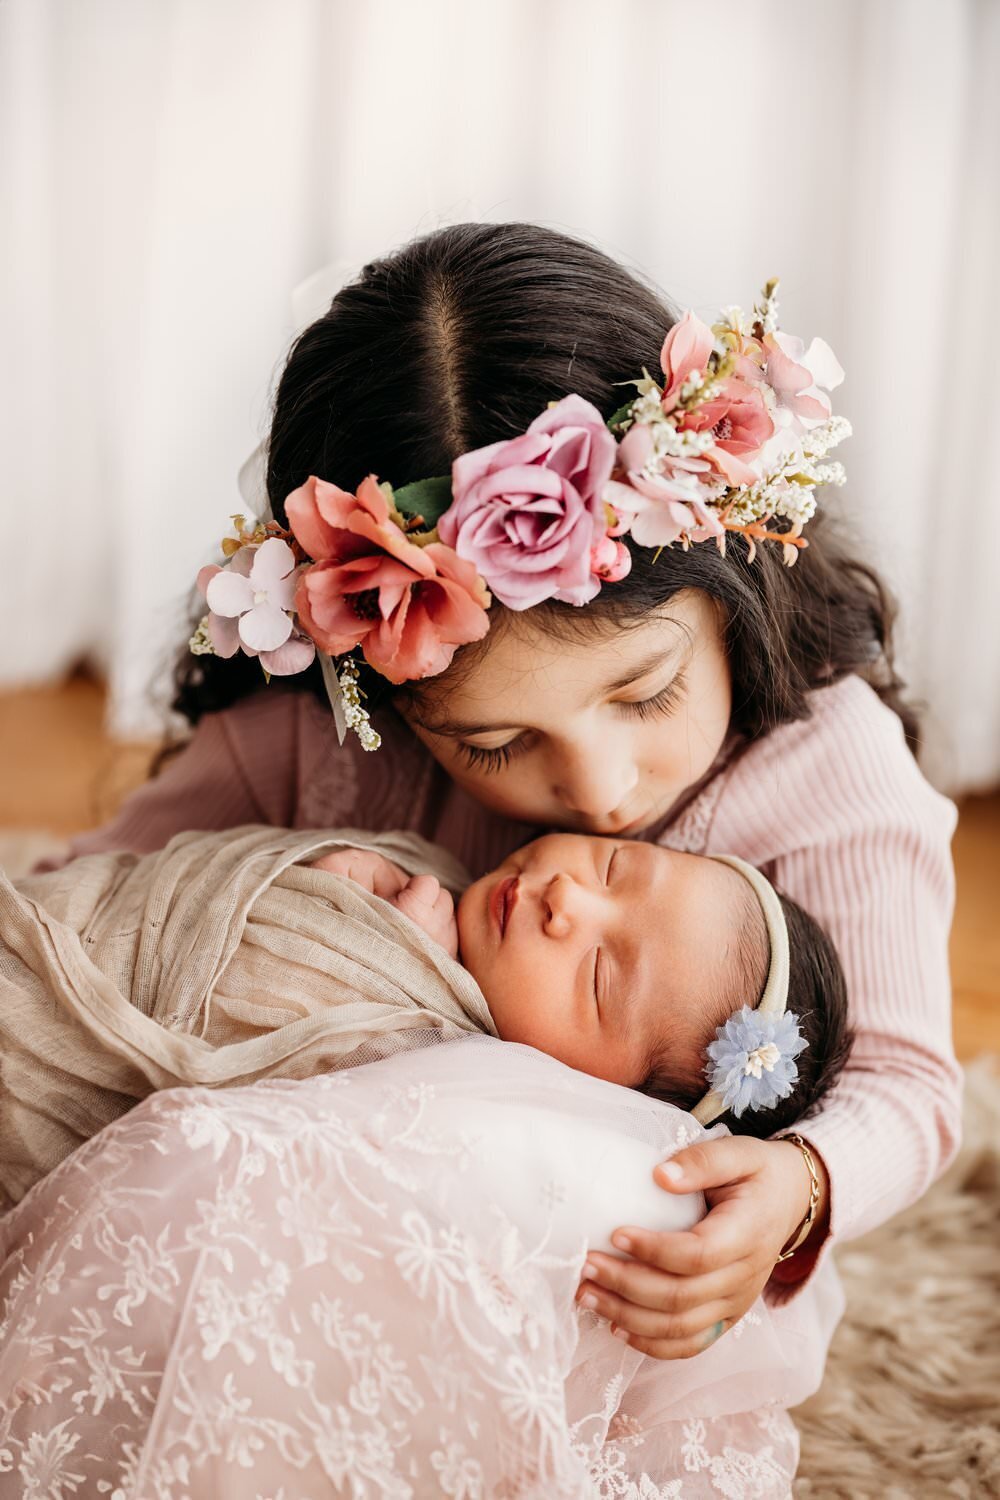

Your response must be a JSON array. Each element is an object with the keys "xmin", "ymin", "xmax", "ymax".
[
  {"xmin": 795, "ymin": 1058, "xmax": 1000, "ymax": 1498},
  {"xmin": 2, "ymin": 832, "xmax": 998, "ymax": 1497}
]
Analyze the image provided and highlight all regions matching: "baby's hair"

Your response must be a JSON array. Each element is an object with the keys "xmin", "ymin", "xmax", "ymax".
[
  {"xmin": 641, "ymin": 893, "xmax": 855, "ymax": 1139},
  {"xmin": 170, "ymin": 221, "xmax": 916, "ymax": 752}
]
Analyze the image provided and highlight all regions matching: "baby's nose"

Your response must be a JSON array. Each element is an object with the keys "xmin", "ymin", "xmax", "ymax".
[{"xmin": 541, "ymin": 872, "xmax": 600, "ymax": 937}]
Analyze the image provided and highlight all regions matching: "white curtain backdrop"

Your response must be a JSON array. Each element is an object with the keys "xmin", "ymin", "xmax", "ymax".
[{"xmin": 1, "ymin": 0, "xmax": 998, "ymax": 792}]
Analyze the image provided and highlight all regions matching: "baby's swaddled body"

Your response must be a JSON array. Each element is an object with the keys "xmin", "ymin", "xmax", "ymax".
[
  {"xmin": 1, "ymin": 824, "xmax": 494, "ymax": 1207},
  {"xmin": 1, "ymin": 823, "xmax": 846, "ymax": 1496}
]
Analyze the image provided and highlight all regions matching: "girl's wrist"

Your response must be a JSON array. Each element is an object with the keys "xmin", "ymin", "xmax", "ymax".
[{"xmin": 773, "ymin": 1135, "xmax": 830, "ymax": 1256}]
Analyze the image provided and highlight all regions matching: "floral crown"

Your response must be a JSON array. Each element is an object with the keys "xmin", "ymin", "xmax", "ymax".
[{"xmin": 190, "ymin": 280, "xmax": 849, "ymax": 750}]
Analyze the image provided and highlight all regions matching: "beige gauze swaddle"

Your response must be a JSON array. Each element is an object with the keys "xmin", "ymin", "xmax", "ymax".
[{"xmin": 0, "ymin": 825, "xmax": 496, "ymax": 1208}]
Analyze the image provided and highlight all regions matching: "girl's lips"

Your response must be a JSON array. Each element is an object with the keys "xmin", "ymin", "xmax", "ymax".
[{"xmin": 490, "ymin": 875, "xmax": 519, "ymax": 938}]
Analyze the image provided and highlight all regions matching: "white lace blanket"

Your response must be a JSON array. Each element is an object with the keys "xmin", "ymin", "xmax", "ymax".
[{"xmin": 0, "ymin": 1038, "xmax": 844, "ymax": 1498}]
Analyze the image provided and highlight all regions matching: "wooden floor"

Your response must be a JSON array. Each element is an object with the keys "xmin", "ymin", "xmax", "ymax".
[{"xmin": 2, "ymin": 672, "xmax": 998, "ymax": 1059}]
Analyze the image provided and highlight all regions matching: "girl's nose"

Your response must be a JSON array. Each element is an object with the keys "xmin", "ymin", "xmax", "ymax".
[
  {"xmin": 552, "ymin": 738, "xmax": 638, "ymax": 822},
  {"xmin": 541, "ymin": 872, "xmax": 602, "ymax": 939}
]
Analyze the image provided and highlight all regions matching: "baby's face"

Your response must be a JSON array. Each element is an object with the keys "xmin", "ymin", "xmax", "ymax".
[{"xmin": 457, "ymin": 833, "xmax": 754, "ymax": 1087}]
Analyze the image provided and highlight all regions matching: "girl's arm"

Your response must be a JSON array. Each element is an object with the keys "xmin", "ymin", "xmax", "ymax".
[{"xmin": 34, "ymin": 688, "xmax": 309, "ymax": 870}]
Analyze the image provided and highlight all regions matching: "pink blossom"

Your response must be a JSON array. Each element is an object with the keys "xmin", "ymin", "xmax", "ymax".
[
  {"xmin": 287, "ymin": 475, "xmax": 490, "ymax": 684},
  {"xmin": 438, "ymin": 395, "xmax": 615, "ymax": 610},
  {"xmin": 659, "ymin": 311, "xmax": 716, "ymax": 413},
  {"xmin": 764, "ymin": 332, "xmax": 844, "ymax": 430},
  {"xmin": 590, "ymin": 532, "xmax": 632, "ymax": 583},
  {"xmin": 678, "ymin": 378, "xmax": 775, "ymax": 486},
  {"xmin": 198, "ymin": 539, "xmax": 316, "ymax": 675},
  {"xmin": 606, "ymin": 422, "xmax": 723, "ymax": 548}
]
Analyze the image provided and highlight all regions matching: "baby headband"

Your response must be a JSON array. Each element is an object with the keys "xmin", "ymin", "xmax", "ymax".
[
  {"xmin": 189, "ymin": 279, "xmax": 850, "ymax": 750},
  {"xmin": 691, "ymin": 855, "xmax": 804, "ymax": 1126}
]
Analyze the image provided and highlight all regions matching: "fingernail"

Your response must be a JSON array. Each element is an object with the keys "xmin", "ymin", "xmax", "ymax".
[
  {"xmin": 612, "ymin": 1326, "xmax": 630, "ymax": 1341},
  {"xmin": 658, "ymin": 1160, "xmax": 684, "ymax": 1181},
  {"xmin": 582, "ymin": 1260, "xmax": 599, "ymax": 1281},
  {"xmin": 612, "ymin": 1233, "xmax": 632, "ymax": 1253},
  {"xmin": 580, "ymin": 1293, "xmax": 599, "ymax": 1311}
]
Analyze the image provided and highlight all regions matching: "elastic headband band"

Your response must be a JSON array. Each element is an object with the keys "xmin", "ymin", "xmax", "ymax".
[{"xmin": 690, "ymin": 855, "xmax": 791, "ymax": 1126}]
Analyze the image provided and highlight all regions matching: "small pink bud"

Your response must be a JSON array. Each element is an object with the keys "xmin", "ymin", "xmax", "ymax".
[{"xmin": 591, "ymin": 534, "xmax": 632, "ymax": 584}]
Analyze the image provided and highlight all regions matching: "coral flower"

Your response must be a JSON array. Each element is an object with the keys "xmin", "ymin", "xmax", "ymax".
[
  {"xmin": 287, "ymin": 475, "xmax": 490, "ymax": 684},
  {"xmin": 679, "ymin": 378, "xmax": 775, "ymax": 487}
]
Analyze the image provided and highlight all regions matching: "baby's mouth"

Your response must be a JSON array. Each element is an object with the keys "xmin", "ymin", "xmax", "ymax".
[{"xmin": 490, "ymin": 875, "xmax": 519, "ymax": 939}]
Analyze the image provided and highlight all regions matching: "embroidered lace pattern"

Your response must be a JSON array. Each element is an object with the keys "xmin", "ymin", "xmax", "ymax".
[{"xmin": 0, "ymin": 1040, "xmax": 810, "ymax": 1498}]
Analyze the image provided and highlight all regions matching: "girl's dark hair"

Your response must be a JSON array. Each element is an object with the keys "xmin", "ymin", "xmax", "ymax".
[
  {"xmin": 642, "ymin": 894, "xmax": 855, "ymax": 1138},
  {"xmin": 170, "ymin": 220, "xmax": 917, "ymax": 748}
]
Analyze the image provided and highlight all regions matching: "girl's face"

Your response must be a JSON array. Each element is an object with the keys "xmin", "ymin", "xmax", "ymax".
[
  {"xmin": 456, "ymin": 832, "xmax": 749, "ymax": 1086},
  {"xmin": 401, "ymin": 589, "xmax": 731, "ymax": 836}
]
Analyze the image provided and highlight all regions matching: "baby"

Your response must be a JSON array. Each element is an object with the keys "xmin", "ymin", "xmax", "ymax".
[
  {"xmin": 310, "ymin": 830, "xmax": 852, "ymax": 1138},
  {"xmin": 1, "ymin": 824, "xmax": 850, "ymax": 1207}
]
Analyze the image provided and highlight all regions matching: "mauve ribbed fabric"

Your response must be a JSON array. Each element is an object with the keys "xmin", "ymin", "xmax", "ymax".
[{"xmin": 45, "ymin": 672, "xmax": 961, "ymax": 1295}]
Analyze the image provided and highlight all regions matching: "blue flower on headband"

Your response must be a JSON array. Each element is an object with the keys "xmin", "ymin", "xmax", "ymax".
[{"xmin": 705, "ymin": 1007, "xmax": 807, "ymax": 1119}]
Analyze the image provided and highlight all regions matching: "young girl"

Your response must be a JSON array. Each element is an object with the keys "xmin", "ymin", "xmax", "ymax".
[{"xmin": 21, "ymin": 223, "xmax": 959, "ymax": 1474}]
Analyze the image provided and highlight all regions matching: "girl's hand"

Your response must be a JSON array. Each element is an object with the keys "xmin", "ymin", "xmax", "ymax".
[{"xmin": 575, "ymin": 1135, "xmax": 828, "ymax": 1360}]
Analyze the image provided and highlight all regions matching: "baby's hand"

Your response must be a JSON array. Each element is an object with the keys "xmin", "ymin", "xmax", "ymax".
[
  {"xmin": 390, "ymin": 874, "xmax": 459, "ymax": 960},
  {"xmin": 307, "ymin": 849, "xmax": 458, "ymax": 958},
  {"xmin": 307, "ymin": 847, "xmax": 409, "ymax": 901}
]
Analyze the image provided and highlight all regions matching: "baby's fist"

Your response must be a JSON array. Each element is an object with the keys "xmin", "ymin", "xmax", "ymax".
[{"xmin": 392, "ymin": 874, "xmax": 459, "ymax": 959}]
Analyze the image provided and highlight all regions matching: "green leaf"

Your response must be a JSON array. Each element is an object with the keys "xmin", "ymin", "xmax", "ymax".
[
  {"xmin": 394, "ymin": 475, "xmax": 454, "ymax": 526},
  {"xmin": 607, "ymin": 401, "xmax": 635, "ymax": 432}
]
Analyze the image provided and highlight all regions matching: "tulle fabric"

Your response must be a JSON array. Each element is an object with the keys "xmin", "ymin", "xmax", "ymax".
[{"xmin": 0, "ymin": 1037, "xmax": 843, "ymax": 1498}]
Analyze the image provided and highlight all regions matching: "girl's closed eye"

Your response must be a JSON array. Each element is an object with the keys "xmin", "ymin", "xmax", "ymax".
[
  {"xmin": 455, "ymin": 738, "xmax": 527, "ymax": 774},
  {"xmin": 454, "ymin": 675, "xmax": 688, "ymax": 775},
  {"xmin": 617, "ymin": 671, "xmax": 688, "ymax": 723}
]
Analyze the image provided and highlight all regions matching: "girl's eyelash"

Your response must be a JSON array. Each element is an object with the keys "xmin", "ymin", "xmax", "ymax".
[
  {"xmin": 456, "ymin": 672, "xmax": 687, "ymax": 772},
  {"xmin": 618, "ymin": 673, "xmax": 687, "ymax": 722},
  {"xmin": 593, "ymin": 948, "xmax": 602, "ymax": 1011},
  {"xmin": 455, "ymin": 739, "xmax": 525, "ymax": 774}
]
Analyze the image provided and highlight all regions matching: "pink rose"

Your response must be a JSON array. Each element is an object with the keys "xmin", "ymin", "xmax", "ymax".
[
  {"xmin": 287, "ymin": 475, "xmax": 490, "ymax": 684},
  {"xmin": 438, "ymin": 395, "xmax": 616, "ymax": 610}
]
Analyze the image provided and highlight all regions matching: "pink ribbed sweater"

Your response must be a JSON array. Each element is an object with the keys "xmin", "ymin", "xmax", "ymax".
[{"xmin": 47, "ymin": 673, "xmax": 961, "ymax": 1289}]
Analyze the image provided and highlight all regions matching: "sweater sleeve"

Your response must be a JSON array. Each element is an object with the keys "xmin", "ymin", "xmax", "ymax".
[
  {"xmin": 707, "ymin": 677, "xmax": 962, "ymax": 1288},
  {"xmin": 33, "ymin": 690, "xmax": 306, "ymax": 870}
]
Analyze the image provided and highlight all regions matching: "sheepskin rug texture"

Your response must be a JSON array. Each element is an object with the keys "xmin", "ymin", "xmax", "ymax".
[
  {"xmin": 795, "ymin": 1060, "xmax": 1000, "ymax": 1498},
  {"xmin": 2, "ymin": 833, "xmax": 998, "ymax": 1497}
]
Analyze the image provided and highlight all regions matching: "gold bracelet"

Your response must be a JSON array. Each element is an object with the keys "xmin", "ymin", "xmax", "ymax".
[{"xmin": 774, "ymin": 1133, "xmax": 822, "ymax": 1264}]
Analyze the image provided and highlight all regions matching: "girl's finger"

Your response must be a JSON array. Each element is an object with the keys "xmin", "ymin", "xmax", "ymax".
[
  {"xmin": 607, "ymin": 1203, "xmax": 753, "ymax": 1278},
  {"xmin": 581, "ymin": 1290, "xmax": 731, "ymax": 1350},
  {"xmin": 653, "ymin": 1137, "xmax": 763, "ymax": 1195},
  {"xmin": 577, "ymin": 1253, "xmax": 740, "ymax": 1317},
  {"xmin": 613, "ymin": 1318, "xmax": 735, "ymax": 1361}
]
